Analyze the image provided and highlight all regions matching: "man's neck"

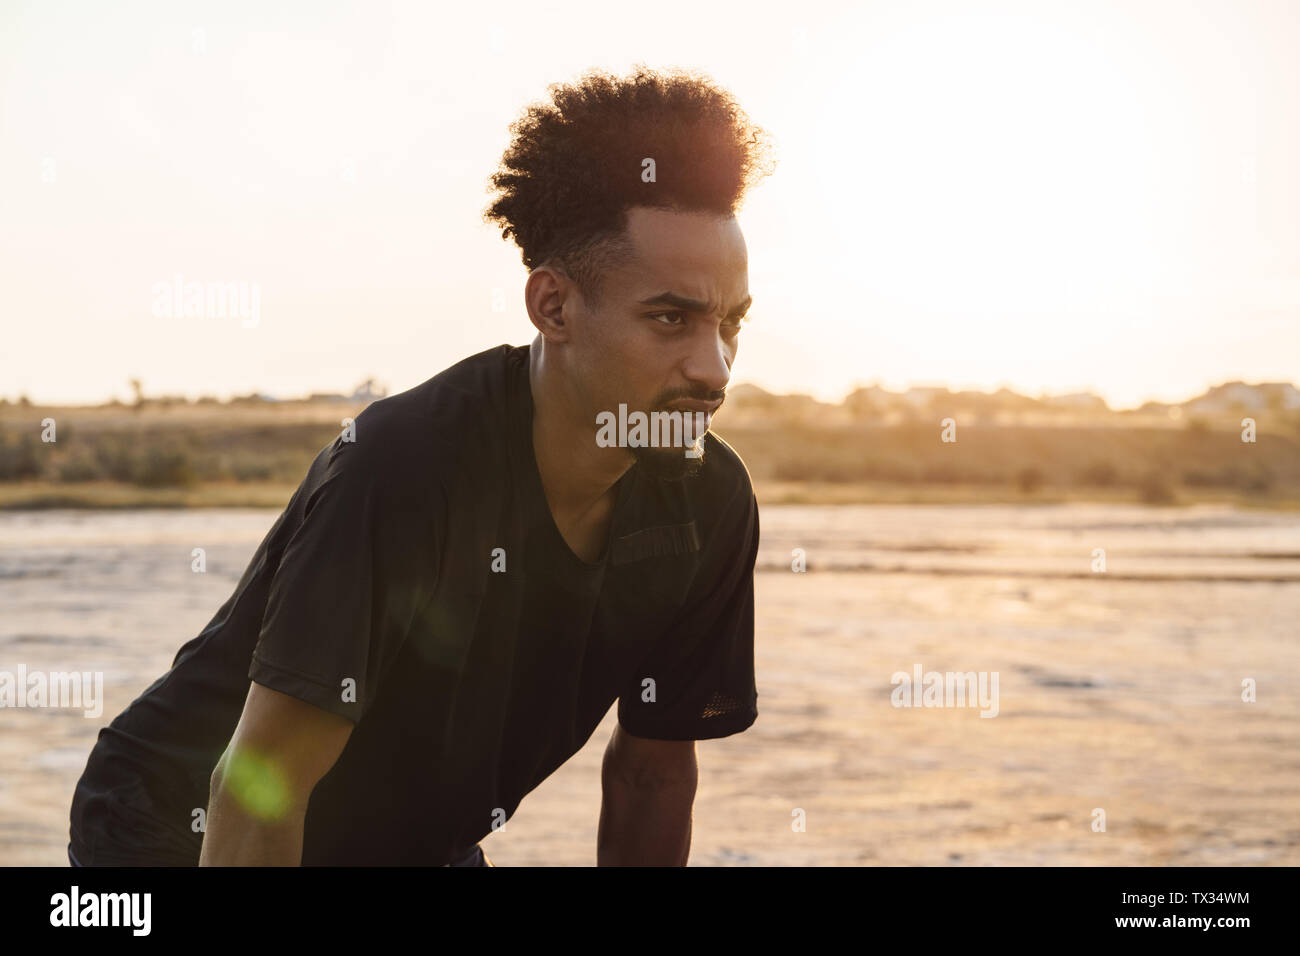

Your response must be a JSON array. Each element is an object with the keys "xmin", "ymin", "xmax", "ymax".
[{"xmin": 527, "ymin": 336, "xmax": 633, "ymax": 527}]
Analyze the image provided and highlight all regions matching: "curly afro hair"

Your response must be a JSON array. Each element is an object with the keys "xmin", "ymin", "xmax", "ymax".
[{"xmin": 482, "ymin": 64, "xmax": 776, "ymax": 308}]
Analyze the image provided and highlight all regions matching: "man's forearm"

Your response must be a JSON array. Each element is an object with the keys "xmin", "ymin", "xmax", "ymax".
[
  {"xmin": 198, "ymin": 777, "xmax": 307, "ymax": 866},
  {"xmin": 597, "ymin": 775, "xmax": 696, "ymax": 865}
]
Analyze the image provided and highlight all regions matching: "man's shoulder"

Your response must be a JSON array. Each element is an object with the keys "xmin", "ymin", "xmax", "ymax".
[
  {"xmin": 359, "ymin": 343, "xmax": 519, "ymax": 436},
  {"xmin": 338, "ymin": 344, "xmax": 520, "ymax": 456},
  {"xmin": 306, "ymin": 344, "xmax": 523, "ymax": 498}
]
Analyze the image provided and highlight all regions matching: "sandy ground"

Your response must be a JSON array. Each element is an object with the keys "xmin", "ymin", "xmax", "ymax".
[
  {"xmin": 492, "ymin": 568, "xmax": 1300, "ymax": 866},
  {"xmin": 2, "ymin": 504, "xmax": 1298, "ymax": 865}
]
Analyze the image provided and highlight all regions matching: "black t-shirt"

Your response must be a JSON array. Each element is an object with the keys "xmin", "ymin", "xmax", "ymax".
[{"xmin": 69, "ymin": 343, "xmax": 760, "ymax": 865}]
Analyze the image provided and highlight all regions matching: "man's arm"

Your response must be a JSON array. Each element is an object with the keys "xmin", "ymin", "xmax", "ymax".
[
  {"xmin": 199, "ymin": 682, "xmax": 353, "ymax": 866},
  {"xmin": 597, "ymin": 723, "xmax": 698, "ymax": 866}
]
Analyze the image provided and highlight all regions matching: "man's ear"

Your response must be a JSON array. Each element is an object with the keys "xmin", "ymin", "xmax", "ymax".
[{"xmin": 525, "ymin": 265, "xmax": 574, "ymax": 343}]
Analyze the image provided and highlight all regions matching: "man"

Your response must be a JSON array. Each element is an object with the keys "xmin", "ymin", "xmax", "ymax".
[{"xmin": 68, "ymin": 64, "xmax": 775, "ymax": 866}]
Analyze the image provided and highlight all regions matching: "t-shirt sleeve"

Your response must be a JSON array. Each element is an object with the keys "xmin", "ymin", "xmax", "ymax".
[
  {"xmin": 248, "ymin": 436, "xmax": 442, "ymax": 725},
  {"xmin": 617, "ymin": 489, "xmax": 760, "ymax": 741}
]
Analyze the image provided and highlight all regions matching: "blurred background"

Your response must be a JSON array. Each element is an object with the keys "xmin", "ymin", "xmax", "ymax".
[{"xmin": 2, "ymin": 0, "xmax": 1297, "ymax": 865}]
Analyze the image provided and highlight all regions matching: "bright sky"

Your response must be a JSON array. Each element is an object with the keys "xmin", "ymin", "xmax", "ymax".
[{"xmin": 2, "ymin": 0, "xmax": 1297, "ymax": 409}]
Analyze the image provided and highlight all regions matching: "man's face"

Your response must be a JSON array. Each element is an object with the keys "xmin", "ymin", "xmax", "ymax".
[{"xmin": 569, "ymin": 205, "xmax": 751, "ymax": 480}]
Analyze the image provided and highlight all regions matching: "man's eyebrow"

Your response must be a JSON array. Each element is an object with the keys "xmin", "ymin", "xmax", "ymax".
[{"xmin": 638, "ymin": 291, "xmax": 752, "ymax": 318}]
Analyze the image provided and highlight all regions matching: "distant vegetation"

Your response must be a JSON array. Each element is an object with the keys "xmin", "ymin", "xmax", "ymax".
[
  {"xmin": 0, "ymin": 422, "xmax": 337, "ymax": 487},
  {"xmin": 1, "ymin": 379, "xmax": 1298, "ymax": 508},
  {"xmin": 717, "ymin": 422, "xmax": 1297, "ymax": 502}
]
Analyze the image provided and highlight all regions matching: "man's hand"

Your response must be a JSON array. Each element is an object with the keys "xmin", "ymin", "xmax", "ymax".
[
  {"xmin": 597, "ymin": 723, "xmax": 698, "ymax": 866},
  {"xmin": 199, "ymin": 682, "xmax": 353, "ymax": 866}
]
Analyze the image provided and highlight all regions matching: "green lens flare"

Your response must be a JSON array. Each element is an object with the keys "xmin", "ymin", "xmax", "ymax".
[{"xmin": 225, "ymin": 749, "xmax": 293, "ymax": 821}]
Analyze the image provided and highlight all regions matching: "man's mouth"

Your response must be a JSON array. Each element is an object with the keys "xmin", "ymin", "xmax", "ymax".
[
  {"xmin": 664, "ymin": 400, "xmax": 719, "ymax": 434},
  {"xmin": 665, "ymin": 399, "xmax": 722, "ymax": 414}
]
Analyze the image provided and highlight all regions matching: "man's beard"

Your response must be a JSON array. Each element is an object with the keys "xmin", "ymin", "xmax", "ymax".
[{"xmin": 629, "ymin": 435, "xmax": 707, "ymax": 481}]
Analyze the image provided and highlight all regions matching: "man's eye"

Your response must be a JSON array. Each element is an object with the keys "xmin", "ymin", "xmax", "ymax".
[{"xmin": 649, "ymin": 311, "xmax": 687, "ymax": 327}]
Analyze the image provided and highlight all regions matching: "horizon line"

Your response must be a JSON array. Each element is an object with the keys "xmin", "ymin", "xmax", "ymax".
[{"xmin": 4, "ymin": 376, "xmax": 1297, "ymax": 415}]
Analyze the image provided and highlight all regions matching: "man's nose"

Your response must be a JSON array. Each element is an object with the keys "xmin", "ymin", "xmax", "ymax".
[{"xmin": 682, "ymin": 332, "xmax": 732, "ymax": 395}]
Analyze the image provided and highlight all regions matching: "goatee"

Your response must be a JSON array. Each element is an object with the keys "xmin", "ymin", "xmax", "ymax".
[{"xmin": 630, "ymin": 439, "xmax": 707, "ymax": 481}]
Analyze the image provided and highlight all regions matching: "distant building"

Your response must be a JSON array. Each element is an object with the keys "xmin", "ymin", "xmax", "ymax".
[
  {"xmin": 901, "ymin": 386, "xmax": 948, "ymax": 409},
  {"xmin": 351, "ymin": 378, "xmax": 388, "ymax": 402},
  {"xmin": 1186, "ymin": 381, "xmax": 1300, "ymax": 414},
  {"xmin": 842, "ymin": 385, "xmax": 892, "ymax": 414},
  {"xmin": 303, "ymin": 379, "xmax": 389, "ymax": 404},
  {"xmin": 1041, "ymin": 392, "xmax": 1109, "ymax": 412}
]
